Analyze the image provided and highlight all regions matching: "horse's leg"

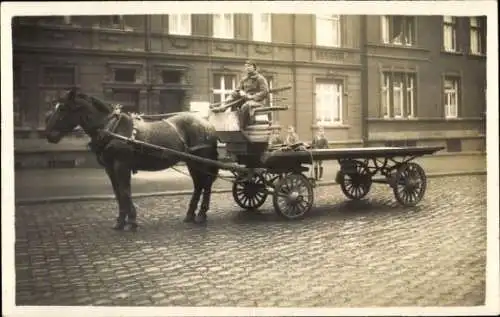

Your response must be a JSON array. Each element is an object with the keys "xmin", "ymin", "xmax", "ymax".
[
  {"xmin": 104, "ymin": 162, "xmax": 126, "ymax": 230},
  {"xmin": 195, "ymin": 174, "xmax": 216, "ymax": 224},
  {"xmin": 184, "ymin": 163, "xmax": 203, "ymax": 223},
  {"xmin": 196, "ymin": 149, "xmax": 220, "ymax": 224},
  {"xmin": 113, "ymin": 161, "xmax": 138, "ymax": 231}
]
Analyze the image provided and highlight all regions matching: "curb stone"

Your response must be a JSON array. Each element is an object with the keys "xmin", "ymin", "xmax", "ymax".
[{"xmin": 15, "ymin": 170, "xmax": 486, "ymax": 206}]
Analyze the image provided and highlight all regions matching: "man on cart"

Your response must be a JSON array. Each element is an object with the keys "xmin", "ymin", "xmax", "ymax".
[{"xmin": 224, "ymin": 60, "xmax": 270, "ymax": 129}]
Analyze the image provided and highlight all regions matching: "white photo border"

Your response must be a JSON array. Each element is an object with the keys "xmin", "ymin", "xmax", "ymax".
[{"xmin": 2, "ymin": 1, "xmax": 498, "ymax": 316}]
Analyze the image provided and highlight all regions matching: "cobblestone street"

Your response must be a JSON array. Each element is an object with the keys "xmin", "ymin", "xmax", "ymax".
[{"xmin": 14, "ymin": 175, "xmax": 487, "ymax": 307}]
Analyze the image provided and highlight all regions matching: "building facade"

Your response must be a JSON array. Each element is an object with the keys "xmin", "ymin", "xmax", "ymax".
[
  {"xmin": 363, "ymin": 15, "xmax": 487, "ymax": 152},
  {"xmin": 12, "ymin": 14, "xmax": 486, "ymax": 167}
]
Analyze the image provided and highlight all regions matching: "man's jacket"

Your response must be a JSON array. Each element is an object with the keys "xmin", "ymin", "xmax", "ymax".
[{"xmin": 232, "ymin": 72, "xmax": 270, "ymax": 103}]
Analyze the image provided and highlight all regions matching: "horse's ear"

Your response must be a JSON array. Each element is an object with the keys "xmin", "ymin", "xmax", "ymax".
[{"xmin": 67, "ymin": 87, "xmax": 79, "ymax": 100}]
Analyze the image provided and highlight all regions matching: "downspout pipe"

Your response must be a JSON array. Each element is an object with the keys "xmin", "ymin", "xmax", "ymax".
[
  {"xmin": 360, "ymin": 14, "xmax": 369, "ymax": 147},
  {"xmin": 292, "ymin": 14, "xmax": 298, "ymax": 132},
  {"xmin": 145, "ymin": 15, "xmax": 151, "ymax": 113}
]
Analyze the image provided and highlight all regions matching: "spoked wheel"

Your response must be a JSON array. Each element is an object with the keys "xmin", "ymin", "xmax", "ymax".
[
  {"xmin": 263, "ymin": 172, "xmax": 280, "ymax": 186},
  {"xmin": 338, "ymin": 160, "xmax": 372, "ymax": 200},
  {"xmin": 232, "ymin": 174, "xmax": 268, "ymax": 210},
  {"xmin": 273, "ymin": 173, "xmax": 314, "ymax": 220},
  {"xmin": 392, "ymin": 162, "xmax": 427, "ymax": 207}
]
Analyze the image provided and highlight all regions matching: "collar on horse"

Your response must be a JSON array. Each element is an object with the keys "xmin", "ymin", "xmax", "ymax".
[{"xmin": 87, "ymin": 104, "xmax": 125, "ymax": 153}]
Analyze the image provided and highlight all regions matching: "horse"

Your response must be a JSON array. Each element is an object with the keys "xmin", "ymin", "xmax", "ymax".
[{"xmin": 44, "ymin": 87, "xmax": 220, "ymax": 231}]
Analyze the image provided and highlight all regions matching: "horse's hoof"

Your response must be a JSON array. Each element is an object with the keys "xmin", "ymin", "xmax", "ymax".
[
  {"xmin": 126, "ymin": 223, "xmax": 138, "ymax": 232},
  {"xmin": 183, "ymin": 215, "xmax": 196, "ymax": 223},
  {"xmin": 195, "ymin": 214, "xmax": 207, "ymax": 224},
  {"xmin": 112, "ymin": 222, "xmax": 126, "ymax": 230}
]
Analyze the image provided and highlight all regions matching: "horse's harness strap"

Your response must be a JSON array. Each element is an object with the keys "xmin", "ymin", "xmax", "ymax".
[
  {"xmin": 89, "ymin": 105, "xmax": 123, "ymax": 154},
  {"xmin": 164, "ymin": 119, "xmax": 188, "ymax": 152},
  {"xmin": 189, "ymin": 144, "xmax": 212, "ymax": 152}
]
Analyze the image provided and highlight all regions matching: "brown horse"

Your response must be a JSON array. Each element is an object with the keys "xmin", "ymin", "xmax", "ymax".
[{"xmin": 45, "ymin": 88, "xmax": 220, "ymax": 231}]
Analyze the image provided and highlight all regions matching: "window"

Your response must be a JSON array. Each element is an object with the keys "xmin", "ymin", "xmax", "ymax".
[
  {"xmin": 14, "ymin": 64, "xmax": 22, "ymax": 89},
  {"xmin": 381, "ymin": 72, "xmax": 416, "ymax": 119},
  {"xmin": 14, "ymin": 92, "xmax": 23, "ymax": 127},
  {"xmin": 470, "ymin": 17, "xmax": 484, "ymax": 55},
  {"xmin": 212, "ymin": 74, "xmax": 236, "ymax": 104},
  {"xmin": 159, "ymin": 90, "xmax": 185, "ymax": 113},
  {"xmin": 266, "ymin": 76, "xmax": 274, "ymax": 108},
  {"xmin": 381, "ymin": 16, "xmax": 415, "ymax": 46},
  {"xmin": 315, "ymin": 80, "xmax": 343, "ymax": 125},
  {"xmin": 168, "ymin": 14, "xmax": 191, "ymax": 36},
  {"xmin": 315, "ymin": 15, "xmax": 341, "ymax": 47},
  {"xmin": 162, "ymin": 70, "xmax": 182, "ymax": 84},
  {"xmin": 252, "ymin": 13, "xmax": 271, "ymax": 42},
  {"xmin": 14, "ymin": 65, "xmax": 24, "ymax": 126},
  {"xmin": 35, "ymin": 16, "xmax": 71, "ymax": 25},
  {"xmin": 444, "ymin": 76, "xmax": 460, "ymax": 118},
  {"xmin": 40, "ymin": 65, "xmax": 76, "ymax": 127},
  {"xmin": 114, "ymin": 68, "xmax": 136, "ymax": 82},
  {"xmin": 100, "ymin": 15, "xmax": 124, "ymax": 29},
  {"xmin": 112, "ymin": 89, "xmax": 139, "ymax": 113},
  {"xmin": 213, "ymin": 14, "xmax": 234, "ymax": 39},
  {"xmin": 255, "ymin": 76, "xmax": 273, "ymax": 123},
  {"xmin": 42, "ymin": 66, "xmax": 75, "ymax": 86},
  {"xmin": 443, "ymin": 16, "xmax": 457, "ymax": 52},
  {"xmin": 40, "ymin": 89, "xmax": 66, "ymax": 127}
]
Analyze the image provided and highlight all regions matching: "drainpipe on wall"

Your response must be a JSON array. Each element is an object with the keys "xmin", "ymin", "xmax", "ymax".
[
  {"xmin": 145, "ymin": 15, "xmax": 151, "ymax": 113},
  {"xmin": 292, "ymin": 14, "xmax": 298, "ymax": 132},
  {"xmin": 360, "ymin": 14, "xmax": 369, "ymax": 147}
]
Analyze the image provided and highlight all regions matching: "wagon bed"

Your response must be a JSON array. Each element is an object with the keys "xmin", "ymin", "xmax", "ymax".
[{"xmin": 261, "ymin": 145, "xmax": 444, "ymax": 166}]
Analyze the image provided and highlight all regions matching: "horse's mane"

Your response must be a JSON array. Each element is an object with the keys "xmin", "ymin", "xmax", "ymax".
[{"xmin": 78, "ymin": 93, "xmax": 115, "ymax": 114}]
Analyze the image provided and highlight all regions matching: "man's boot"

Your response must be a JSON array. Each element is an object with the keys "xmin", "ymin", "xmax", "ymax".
[
  {"xmin": 314, "ymin": 166, "xmax": 319, "ymax": 180},
  {"xmin": 319, "ymin": 167, "xmax": 324, "ymax": 180}
]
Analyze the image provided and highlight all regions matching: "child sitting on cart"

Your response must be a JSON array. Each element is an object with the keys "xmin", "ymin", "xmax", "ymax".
[
  {"xmin": 285, "ymin": 125, "xmax": 299, "ymax": 145},
  {"xmin": 269, "ymin": 128, "xmax": 284, "ymax": 147}
]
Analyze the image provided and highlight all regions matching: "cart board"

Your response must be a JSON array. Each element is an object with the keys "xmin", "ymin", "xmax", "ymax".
[
  {"xmin": 261, "ymin": 146, "xmax": 445, "ymax": 166},
  {"xmin": 208, "ymin": 109, "xmax": 273, "ymax": 160}
]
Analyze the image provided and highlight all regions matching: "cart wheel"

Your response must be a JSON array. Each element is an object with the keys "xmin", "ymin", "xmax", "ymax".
[
  {"xmin": 338, "ymin": 161, "xmax": 372, "ymax": 200},
  {"xmin": 232, "ymin": 174, "xmax": 268, "ymax": 210},
  {"xmin": 393, "ymin": 162, "xmax": 427, "ymax": 207},
  {"xmin": 263, "ymin": 172, "xmax": 280, "ymax": 186},
  {"xmin": 273, "ymin": 173, "xmax": 314, "ymax": 220}
]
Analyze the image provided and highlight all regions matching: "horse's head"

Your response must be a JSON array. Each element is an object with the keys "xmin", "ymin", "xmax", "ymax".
[{"xmin": 45, "ymin": 87, "xmax": 113, "ymax": 143}]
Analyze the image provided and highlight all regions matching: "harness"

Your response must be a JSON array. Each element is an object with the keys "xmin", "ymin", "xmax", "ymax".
[
  {"xmin": 162, "ymin": 118, "xmax": 215, "ymax": 154},
  {"xmin": 87, "ymin": 104, "xmax": 126, "ymax": 164},
  {"xmin": 109, "ymin": 110, "xmax": 214, "ymax": 157}
]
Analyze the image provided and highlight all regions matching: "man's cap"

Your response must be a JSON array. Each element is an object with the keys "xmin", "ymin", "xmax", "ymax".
[{"xmin": 244, "ymin": 60, "xmax": 257, "ymax": 68}]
